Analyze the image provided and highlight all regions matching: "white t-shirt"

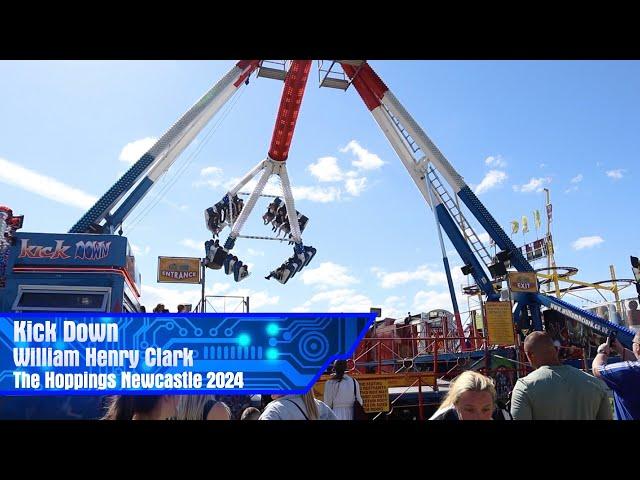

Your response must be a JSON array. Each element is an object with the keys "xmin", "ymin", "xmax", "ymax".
[
  {"xmin": 323, "ymin": 374, "xmax": 363, "ymax": 420},
  {"xmin": 258, "ymin": 395, "xmax": 337, "ymax": 420}
]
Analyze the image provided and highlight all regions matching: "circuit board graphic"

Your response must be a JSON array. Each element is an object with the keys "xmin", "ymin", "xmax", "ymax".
[{"xmin": 0, "ymin": 312, "xmax": 375, "ymax": 395}]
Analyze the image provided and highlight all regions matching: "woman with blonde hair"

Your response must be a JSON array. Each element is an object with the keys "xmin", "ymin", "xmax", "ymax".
[
  {"xmin": 259, "ymin": 390, "xmax": 337, "ymax": 420},
  {"xmin": 429, "ymin": 370, "xmax": 511, "ymax": 420},
  {"xmin": 176, "ymin": 395, "xmax": 232, "ymax": 420}
]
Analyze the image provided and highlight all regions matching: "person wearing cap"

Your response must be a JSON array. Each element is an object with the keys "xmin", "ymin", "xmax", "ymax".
[{"xmin": 592, "ymin": 331, "xmax": 640, "ymax": 420}]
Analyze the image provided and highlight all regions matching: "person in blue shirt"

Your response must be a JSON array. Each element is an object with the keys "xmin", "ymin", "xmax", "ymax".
[{"xmin": 592, "ymin": 331, "xmax": 640, "ymax": 420}]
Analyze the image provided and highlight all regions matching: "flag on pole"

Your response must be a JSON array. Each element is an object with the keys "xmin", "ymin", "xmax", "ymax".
[
  {"xmin": 533, "ymin": 209, "xmax": 541, "ymax": 230},
  {"xmin": 522, "ymin": 216, "xmax": 529, "ymax": 234},
  {"xmin": 511, "ymin": 220, "xmax": 519, "ymax": 234},
  {"xmin": 546, "ymin": 204, "xmax": 553, "ymax": 222}
]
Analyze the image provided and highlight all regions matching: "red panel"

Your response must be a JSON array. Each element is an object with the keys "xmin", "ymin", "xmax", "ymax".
[
  {"xmin": 268, "ymin": 60, "xmax": 312, "ymax": 162},
  {"xmin": 233, "ymin": 60, "xmax": 261, "ymax": 87},
  {"xmin": 359, "ymin": 63, "xmax": 389, "ymax": 99},
  {"xmin": 341, "ymin": 63, "xmax": 380, "ymax": 111}
]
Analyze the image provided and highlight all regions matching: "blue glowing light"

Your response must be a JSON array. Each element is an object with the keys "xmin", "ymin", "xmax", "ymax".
[
  {"xmin": 266, "ymin": 348, "xmax": 279, "ymax": 360},
  {"xmin": 237, "ymin": 333, "xmax": 251, "ymax": 347},
  {"xmin": 266, "ymin": 323, "xmax": 279, "ymax": 336}
]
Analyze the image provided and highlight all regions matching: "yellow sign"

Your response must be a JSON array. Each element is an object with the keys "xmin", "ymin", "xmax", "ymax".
[
  {"xmin": 157, "ymin": 256, "xmax": 201, "ymax": 284},
  {"xmin": 485, "ymin": 301, "xmax": 515, "ymax": 345},
  {"xmin": 360, "ymin": 380, "xmax": 390, "ymax": 413},
  {"xmin": 508, "ymin": 271, "xmax": 539, "ymax": 293},
  {"xmin": 313, "ymin": 373, "xmax": 436, "ymax": 413}
]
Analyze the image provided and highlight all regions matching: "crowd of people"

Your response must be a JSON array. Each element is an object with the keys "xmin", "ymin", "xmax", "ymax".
[
  {"xmin": 100, "ymin": 358, "xmax": 362, "ymax": 421},
  {"xmin": 97, "ymin": 329, "xmax": 639, "ymax": 421},
  {"xmin": 103, "ymin": 304, "xmax": 640, "ymax": 421},
  {"xmin": 429, "ymin": 330, "xmax": 639, "ymax": 421}
]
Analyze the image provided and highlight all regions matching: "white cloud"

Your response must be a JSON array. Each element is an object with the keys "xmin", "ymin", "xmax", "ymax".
[
  {"xmin": 571, "ymin": 236, "xmax": 604, "ymax": 250},
  {"xmin": 290, "ymin": 306, "xmax": 311, "ymax": 312},
  {"xmin": 141, "ymin": 282, "xmax": 231, "ymax": 312},
  {"xmin": 485, "ymin": 155, "xmax": 507, "ymax": 168},
  {"xmin": 380, "ymin": 295, "xmax": 408, "ymax": 320},
  {"xmin": 210, "ymin": 283, "xmax": 231, "ymax": 294},
  {"xmin": 292, "ymin": 185, "xmax": 341, "ymax": 203},
  {"xmin": 308, "ymin": 156, "xmax": 370, "ymax": 198},
  {"xmin": 326, "ymin": 294, "xmax": 372, "ymax": 312},
  {"xmin": 0, "ymin": 157, "xmax": 97, "ymax": 210},
  {"xmin": 340, "ymin": 140, "xmax": 385, "ymax": 171},
  {"xmin": 475, "ymin": 170, "xmax": 507, "ymax": 195},
  {"xmin": 228, "ymin": 176, "xmax": 282, "ymax": 196},
  {"xmin": 247, "ymin": 248, "xmax": 264, "ymax": 257},
  {"xmin": 413, "ymin": 290, "xmax": 455, "ymax": 314},
  {"xmin": 606, "ymin": 169, "xmax": 625, "ymax": 180},
  {"xmin": 144, "ymin": 283, "xmax": 271, "ymax": 313},
  {"xmin": 372, "ymin": 264, "xmax": 467, "ymax": 290},
  {"xmin": 141, "ymin": 285, "xmax": 197, "ymax": 312},
  {"xmin": 307, "ymin": 156, "xmax": 344, "ymax": 182},
  {"xmin": 119, "ymin": 137, "xmax": 158, "ymax": 165},
  {"xmin": 161, "ymin": 198, "xmax": 189, "ymax": 211},
  {"xmin": 302, "ymin": 262, "xmax": 359, "ymax": 288},
  {"xmin": 180, "ymin": 238, "xmax": 204, "ymax": 252},
  {"xmin": 344, "ymin": 177, "xmax": 368, "ymax": 196},
  {"xmin": 539, "ymin": 163, "xmax": 547, "ymax": 169},
  {"xmin": 201, "ymin": 166, "xmax": 223, "ymax": 177},
  {"xmin": 230, "ymin": 176, "xmax": 341, "ymax": 203},
  {"xmin": 293, "ymin": 292, "xmax": 406, "ymax": 317},
  {"xmin": 570, "ymin": 174, "xmax": 583, "ymax": 184},
  {"xmin": 513, "ymin": 176, "xmax": 551, "ymax": 193},
  {"xmin": 299, "ymin": 288, "xmax": 372, "ymax": 313},
  {"xmin": 226, "ymin": 288, "xmax": 279, "ymax": 310},
  {"xmin": 477, "ymin": 232, "xmax": 492, "ymax": 245},
  {"xmin": 372, "ymin": 264, "xmax": 445, "ymax": 289},
  {"xmin": 564, "ymin": 186, "xmax": 579, "ymax": 194},
  {"xmin": 131, "ymin": 243, "xmax": 151, "ymax": 256},
  {"xmin": 194, "ymin": 166, "xmax": 225, "ymax": 188}
]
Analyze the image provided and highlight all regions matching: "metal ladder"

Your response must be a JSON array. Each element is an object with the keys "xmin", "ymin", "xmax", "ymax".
[
  {"xmin": 382, "ymin": 103, "xmax": 422, "ymax": 155},
  {"xmin": 382, "ymin": 102, "xmax": 494, "ymax": 270},
  {"xmin": 426, "ymin": 166, "xmax": 494, "ymax": 270}
]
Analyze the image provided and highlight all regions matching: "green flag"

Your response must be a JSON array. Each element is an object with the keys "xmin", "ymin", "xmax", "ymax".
[{"xmin": 533, "ymin": 209, "xmax": 541, "ymax": 230}]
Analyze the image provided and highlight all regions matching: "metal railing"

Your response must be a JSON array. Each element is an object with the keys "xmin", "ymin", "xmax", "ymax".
[{"xmin": 343, "ymin": 332, "xmax": 592, "ymax": 420}]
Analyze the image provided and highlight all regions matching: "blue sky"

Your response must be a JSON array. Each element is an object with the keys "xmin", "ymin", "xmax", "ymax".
[{"xmin": 1, "ymin": 60, "xmax": 638, "ymax": 321}]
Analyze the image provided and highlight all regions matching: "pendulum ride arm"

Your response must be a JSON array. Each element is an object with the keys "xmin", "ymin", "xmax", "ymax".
[
  {"xmin": 341, "ymin": 62, "xmax": 498, "ymax": 300},
  {"xmin": 342, "ymin": 61, "xmax": 634, "ymax": 341},
  {"xmin": 227, "ymin": 60, "xmax": 313, "ymax": 246},
  {"xmin": 204, "ymin": 61, "xmax": 315, "ymax": 284},
  {"xmin": 341, "ymin": 62, "xmax": 534, "ymax": 274},
  {"xmin": 69, "ymin": 60, "xmax": 260, "ymax": 234}
]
